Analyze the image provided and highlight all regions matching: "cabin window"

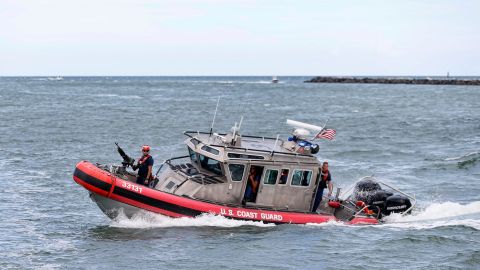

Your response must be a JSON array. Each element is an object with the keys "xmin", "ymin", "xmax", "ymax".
[
  {"xmin": 228, "ymin": 164, "xmax": 245, "ymax": 182},
  {"xmin": 198, "ymin": 154, "xmax": 223, "ymax": 175},
  {"xmin": 291, "ymin": 170, "xmax": 312, "ymax": 186},
  {"xmin": 279, "ymin": 169, "xmax": 289, "ymax": 185},
  {"xmin": 227, "ymin": 153, "xmax": 265, "ymax": 160},
  {"xmin": 263, "ymin": 169, "xmax": 278, "ymax": 185},
  {"xmin": 188, "ymin": 147, "xmax": 197, "ymax": 164},
  {"xmin": 201, "ymin": 145, "xmax": 220, "ymax": 155}
]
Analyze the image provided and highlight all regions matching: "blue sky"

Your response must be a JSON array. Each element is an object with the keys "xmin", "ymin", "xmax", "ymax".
[{"xmin": 1, "ymin": 0, "xmax": 479, "ymax": 76}]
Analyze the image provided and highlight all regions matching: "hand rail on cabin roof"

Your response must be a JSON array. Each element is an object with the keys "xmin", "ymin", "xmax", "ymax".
[
  {"xmin": 184, "ymin": 130, "xmax": 280, "ymax": 141},
  {"xmin": 184, "ymin": 131, "xmax": 317, "ymax": 158}
]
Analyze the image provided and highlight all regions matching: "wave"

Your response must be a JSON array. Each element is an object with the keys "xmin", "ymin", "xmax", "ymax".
[
  {"xmin": 381, "ymin": 218, "xmax": 480, "ymax": 230},
  {"xmin": 92, "ymin": 94, "xmax": 142, "ymax": 99},
  {"xmin": 444, "ymin": 151, "xmax": 480, "ymax": 169},
  {"xmin": 110, "ymin": 210, "xmax": 274, "ymax": 229},
  {"xmin": 94, "ymin": 94, "xmax": 118, "ymax": 98},
  {"xmin": 189, "ymin": 80, "xmax": 278, "ymax": 84}
]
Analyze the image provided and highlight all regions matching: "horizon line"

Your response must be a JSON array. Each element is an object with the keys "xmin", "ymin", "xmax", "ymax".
[{"xmin": 1, "ymin": 74, "xmax": 478, "ymax": 77}]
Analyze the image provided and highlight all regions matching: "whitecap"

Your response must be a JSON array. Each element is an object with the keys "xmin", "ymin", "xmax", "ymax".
[
  {"xmin": 94, "ymin": 94, "xmax": 119, "ymax": 98},
  {"xmin": 445, "ymin": 151, "xmax": 480, "ymax": 161}
]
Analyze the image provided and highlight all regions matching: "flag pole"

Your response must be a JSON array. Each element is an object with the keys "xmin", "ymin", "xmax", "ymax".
[{"xmin": 312, "ymin": 119, "xmax": 329, "ymax": 141}]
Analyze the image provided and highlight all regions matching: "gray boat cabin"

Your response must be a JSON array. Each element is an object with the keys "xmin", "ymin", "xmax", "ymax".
[{"xmin": 154, "ymin": 121, "xmax": 325, "ymax": 213}]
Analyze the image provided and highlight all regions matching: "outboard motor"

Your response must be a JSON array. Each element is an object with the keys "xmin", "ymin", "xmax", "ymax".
[
  {"xmin": 352, "ymin": 178, "xmax": 381, "ymax": 203},
  {"xmin": 355, "ymin": 178, "xmax": 381, "ymax": 192},
  {"xmin": 352, "ymin": 178, "xmax": 394, "ymax": 217},
  {"xmin": 383, "ymin": 194, "xmax": 412, "ymax": 215},
  {"xmin": 367, "ymin": 190, "xmax": 394, "ymax": 216},
  {"xmin": 350, "ymin": 177, "xmax": 414, "ymax": 218}
]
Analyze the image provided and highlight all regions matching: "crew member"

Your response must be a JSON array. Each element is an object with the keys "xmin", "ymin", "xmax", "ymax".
[
  {"xmin": 244, "ymin": 167, "xmax": 260, "ymax": 203},
  {"xmin": 133, "ymin": 145, "xmax": 154, "ymax": 186},
  {"xmin": 312, "ymin": 161, "xmax": 333, "ymax": 212}
]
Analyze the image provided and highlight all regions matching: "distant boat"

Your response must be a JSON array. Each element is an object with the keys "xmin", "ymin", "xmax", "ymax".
[
  {"xmin": 48, "ymin": 76, "xmax": 63, "ymax": 81},
  {"xmin": 272, "ymin": 76, "xmax": 279, "ymax": 83}
]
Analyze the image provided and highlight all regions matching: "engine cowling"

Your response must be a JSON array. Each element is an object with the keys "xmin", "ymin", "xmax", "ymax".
[{"xmin": 383, "ymin": 194, "xmax": 412, "ymax": 215}]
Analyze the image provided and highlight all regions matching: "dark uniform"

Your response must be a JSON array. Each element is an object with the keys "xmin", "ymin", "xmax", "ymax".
[
  {"xmin": 135, "ymin": 155, "xmax": 154, "ymax": 185},
  {"xmin": 312, "ymin": 170, "xmax": 331, "ymax": 212}
]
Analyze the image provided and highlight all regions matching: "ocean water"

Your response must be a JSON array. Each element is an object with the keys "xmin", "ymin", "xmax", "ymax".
[{"xmin": 0, "ymin": 76, "xmax": 479, "ymax": 270}]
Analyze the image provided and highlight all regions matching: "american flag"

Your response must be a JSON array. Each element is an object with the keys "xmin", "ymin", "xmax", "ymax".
[{"xmin": 315, "ymin": 129, "xmax": 336, "ymax": 140}]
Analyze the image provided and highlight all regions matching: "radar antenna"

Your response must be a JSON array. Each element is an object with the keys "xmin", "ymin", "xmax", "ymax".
[{"xmin": 286, "ymin": 119, "xmax": 323, "ymax": 140}]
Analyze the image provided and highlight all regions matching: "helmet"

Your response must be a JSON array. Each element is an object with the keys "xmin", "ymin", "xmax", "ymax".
[{"xmin": 142, "ymin": 145, "xmax": 151, "ymax": 152}]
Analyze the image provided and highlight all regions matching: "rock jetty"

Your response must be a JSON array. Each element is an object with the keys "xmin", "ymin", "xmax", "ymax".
[{"xmin": 305, "ymin": 76, "xmax": 480, "ymax": 85}]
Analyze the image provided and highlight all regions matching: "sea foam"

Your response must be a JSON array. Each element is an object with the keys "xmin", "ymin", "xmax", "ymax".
[
  {"xmin": 381, "ymin": 201, "xmax": 480, "ymax": 230},
  {"xmin": 110, "ymin": 210, "xmax": 274, "ymax": 229}
]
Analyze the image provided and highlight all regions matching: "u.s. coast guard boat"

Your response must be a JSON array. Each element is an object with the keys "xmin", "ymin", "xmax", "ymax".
[{"xmin": 73, "ymin": 119, "xmax": 415, "ymax": 225}]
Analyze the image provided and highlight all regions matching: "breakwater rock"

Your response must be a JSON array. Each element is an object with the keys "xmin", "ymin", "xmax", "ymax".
[{"xmin": 305, "ymin": 76, "xmax": 480, "ymax": 85}]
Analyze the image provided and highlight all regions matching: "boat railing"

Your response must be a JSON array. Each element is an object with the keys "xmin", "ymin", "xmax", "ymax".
[
  {"xmin": 184, "ymin": 130, "xmax": 280, "ymax": 141},
  {"xmin": 155, "ymin": 155, "xmax": 189, "ymax": 176},
  {"xmin": 328, "ymin": 197, "xmax": 380, "ymax": 220},
  {"xmin": 184, "ymin": 130, "xmax": 314, "ymax": 158},
  {"xmin": 353, "ymin": 204, "xmax": 382, "ymax": 220},
  {"xmin": 375, "ymin": 180, "xmax": 416, "ymax": 216}
]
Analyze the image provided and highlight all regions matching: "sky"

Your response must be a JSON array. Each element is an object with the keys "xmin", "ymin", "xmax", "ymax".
[{"xmin": 0, "ymin": 0, "xmax": 479, "ymax": 76}]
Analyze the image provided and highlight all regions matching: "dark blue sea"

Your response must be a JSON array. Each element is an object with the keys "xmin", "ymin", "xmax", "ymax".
[{"xmin": 1, "ymin": 76, "xmax": 479, "ymax": 269}]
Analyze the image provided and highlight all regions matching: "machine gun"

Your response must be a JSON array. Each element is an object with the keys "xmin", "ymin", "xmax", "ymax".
[{"xmin": 115, "ymin": 142, "xmax": 135, "ymax": 168}]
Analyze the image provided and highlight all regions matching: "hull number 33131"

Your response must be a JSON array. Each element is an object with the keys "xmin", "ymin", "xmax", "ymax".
[{"xmin": 121, "ymin": 181, "xmax": 143, "ymax": 194}]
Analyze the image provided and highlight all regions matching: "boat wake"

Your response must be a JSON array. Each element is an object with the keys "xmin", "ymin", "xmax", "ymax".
[
  {"xmin": 381, "ymin": 201, "xmax": 480, "ymax": 230},
  {"xmin": 109, "ymin": 201, "xmax": 480, "ymax": 230},
  {"xmin": 110, "ymin": 210, "xmax": 274, "ymax": 229}
]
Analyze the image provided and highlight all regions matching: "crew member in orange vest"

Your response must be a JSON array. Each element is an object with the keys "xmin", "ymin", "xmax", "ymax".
[{"xmin": 312, "ymin": 161, "xmax": 333, "ymax": 212}]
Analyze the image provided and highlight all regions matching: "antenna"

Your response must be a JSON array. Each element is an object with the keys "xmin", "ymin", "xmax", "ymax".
[
  {"xmin": 271, "ymin": 134, "xmax": 280, "ymax": 156},
  {"xmin": 311, "ymin": 119, "xmax": 329, "ymax": 140},
  {"xmin": 231, "ymin": 122, "xmax": 237, "ymax": 144},
  {"xmin": 210, "ymin": 95, "xmax": 221, "ymax": 135},
  {"xmin": 238, "ymin": 116, "xmax": 244, "ymax": 130}
]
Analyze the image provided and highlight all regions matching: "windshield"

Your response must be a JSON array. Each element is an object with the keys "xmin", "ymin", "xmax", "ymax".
[
  {"xmin": 198, "ymin": 154, "xmax": 223, "ymax": 176},
  {"xmin": 188, "ymin": 147, "xmax": 197, "ymax": 164}
]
